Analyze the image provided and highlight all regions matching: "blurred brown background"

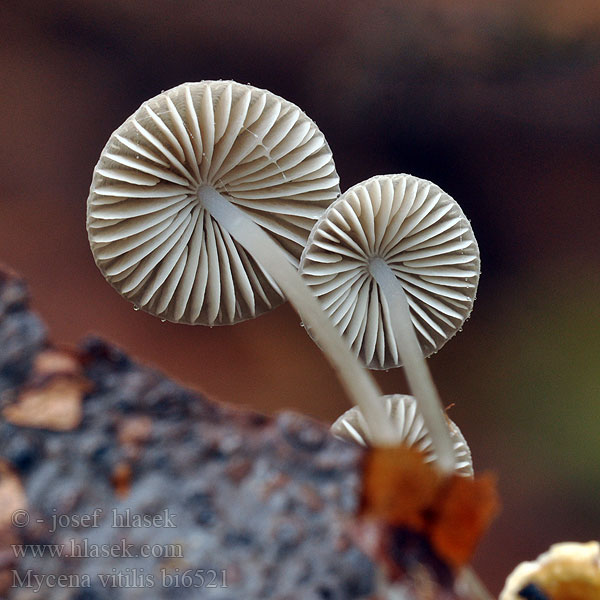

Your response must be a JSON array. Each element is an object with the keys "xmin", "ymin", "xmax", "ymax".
[{"xmin": 1, "ymin": 0, "xmax": 599, "ymax": 593}]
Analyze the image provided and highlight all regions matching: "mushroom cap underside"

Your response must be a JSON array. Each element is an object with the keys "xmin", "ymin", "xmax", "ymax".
[
  {"xmin": 300, "ymin": 174, "xmax": 480, "ymax": 369},
  {"xmin": 331, "ymin": 394, "xmax": 474, "ymax": 477},
  {"xmin": 88, "ymin": 80, "xmax": 340, "ymax": 325}
]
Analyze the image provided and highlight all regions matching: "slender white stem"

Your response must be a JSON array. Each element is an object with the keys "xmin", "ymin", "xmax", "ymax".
[
  {"xmin": 455, "ymin": 567, "xmax": 495, "ymax": 600},
  {"xmin": 198, "ymin": 185, "xmax": 395, "ymax": 444},
  {"xmin": 368, "ymin": 258, "xmax": 455, "ymax": 474}
]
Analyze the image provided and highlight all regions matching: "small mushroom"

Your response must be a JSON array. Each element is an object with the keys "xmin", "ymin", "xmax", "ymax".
[
  {"xmin": 87, "ymin": 81, "xmax": 393, "ymax": 441},
  {"xmin": 331, "ymin": 394, "xmax": 473, "ymax": 477},
  {"xmin": 300, "ymin": 174, "xmax": 479, "ymax": 473}
]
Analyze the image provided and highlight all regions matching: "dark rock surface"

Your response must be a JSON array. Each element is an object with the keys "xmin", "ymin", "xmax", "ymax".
[
  {"xmin": 0, "ymin": 268, "xmax": 373, "ymax": 599},
  {"xmin": 0, "ymin": 269, "xmax": 47, "ymax": 397}
]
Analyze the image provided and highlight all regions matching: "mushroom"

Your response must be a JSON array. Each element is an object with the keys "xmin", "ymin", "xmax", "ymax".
[
  {"xmin": 87, "ymin": 80, "xmax": 393, "ymax": 441},
  {"xmin": 300, "ymin": 174, "xmax": 480, "ymax": 473},
  {"xmin": 331, "ymin": 394, "xmax": 474, "ymax": 477}
]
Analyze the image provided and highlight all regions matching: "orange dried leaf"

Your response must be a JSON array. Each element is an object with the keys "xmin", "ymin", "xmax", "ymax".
[
  {"xmin": 111, "ymin": 462, "xmax": 133, "ymax": 499},
  {"xmin": 429, "ymin": 473, "xmax": 500, "ymax": 568},
  {"xmin": 361, "ymin": 446, "xmax": 441, "ymax": 530},
  {"xmin": 359, "ymin": 446, "xmax": 500, "ymax": 572}
]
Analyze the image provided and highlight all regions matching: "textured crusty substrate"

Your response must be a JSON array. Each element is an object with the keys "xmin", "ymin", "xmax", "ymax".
[
  {"xmin": 0, "ymin": 267, "xmax": 469, "ymax": 599},
  {"xmin": 0, "ymin": 267, "xmax": 374, "ymax": 600}
]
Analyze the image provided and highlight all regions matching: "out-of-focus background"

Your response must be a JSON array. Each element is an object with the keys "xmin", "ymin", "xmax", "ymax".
[{"xmin": 1, "ymin": 0, "xmax": 599, "ymax": 593}]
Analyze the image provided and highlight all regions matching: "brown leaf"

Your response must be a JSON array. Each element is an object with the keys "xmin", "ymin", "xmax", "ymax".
[
  {"xmin": 32, "ymin": 348, "xmax": 82, "ymax": 377},
  {"xmin": 361, "ymin": 446, "xmax": 441, "ymax": 531},
  {"xmin": 3, "ymin": 376, "xmax": 89, "ymax": 431},
  {"xmin": 360, "ymin": 446, "xmax": 499, "ymax": 571},
  {"xmin": 429, "ymin": 474, "xmax": 500, "ymax": 568},
  {"xmin": 2, "ymin": 347, "xmax": 91, "ymax": 432},
  {"xmin": 0, "ymin": 460, "xmax": 26, "ymax": 531},
  {"xmin": 111, "ymin": 462, "xmax": 133, "ymax": 499}
]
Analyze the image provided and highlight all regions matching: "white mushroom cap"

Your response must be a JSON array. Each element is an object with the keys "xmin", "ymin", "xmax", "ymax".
[
  {"xmin": 299, "ymin": 174, "xmax": 480, "ymax": 369},
  {"xmin": 331, "ymin": 394, "xmax": 473, "ymax": 477},
  {"xmin": 87, "ymin": 80, "xmax": 340, "ymax": 325}
]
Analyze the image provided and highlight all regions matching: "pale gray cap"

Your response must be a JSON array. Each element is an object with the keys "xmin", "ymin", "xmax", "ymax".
[
  {"xmin": 331, "ymin": 394, "xmax": 474, "ymax": 477},
  {"xmin": 300, "ymin": 174, "xmax": 480, "ymax": 368},
  {"xmin": 87, "ymin": 80, "xmax": 339, "ymax": 325}
]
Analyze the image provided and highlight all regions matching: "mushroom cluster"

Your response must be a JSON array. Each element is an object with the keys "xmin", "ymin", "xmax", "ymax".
[
  {"xmin": 87, "ymin": 80, "xmax": 479, "ymax": 464},
  {"xmin": 87, "ymin": 77, "xmax": 595, "ymax": 600},
  {"xmin": 88, "ymin": 80, "xmax": 393, "ymax": 442}
]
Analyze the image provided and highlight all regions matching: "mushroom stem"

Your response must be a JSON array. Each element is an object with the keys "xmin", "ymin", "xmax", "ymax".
[
  {"xmin": 198, "ymin": 185, "xmax": 395, "ymax": 444},
  {"xmin": 456, "ymin": 567, "xmax": 495, "ymax": 600},
  {"xmin": 368, "ymin": 257, "xmax": 455, "ymax": 474}
]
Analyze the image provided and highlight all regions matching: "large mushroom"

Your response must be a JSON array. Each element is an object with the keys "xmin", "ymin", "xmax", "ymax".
[
  {"xmin": 87, "ymin": 81, "xmax": 393, "ymax": 441},
  {"xmin": 300, "ymin": 174, "xmax": 480, "ymax": 473}
]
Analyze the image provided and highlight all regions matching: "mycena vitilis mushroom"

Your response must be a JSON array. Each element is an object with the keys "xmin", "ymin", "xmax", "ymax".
[
  {"xmin": 331, "ymin": 394, "xmax": 473, "ymax": 477},
  {"xmin": 300, "ymin": 174, "xmax": 480, "ymax": 473},
  {"xmin": 87, "ymin": 81, "xmax": 393, "ymax": 441}
]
